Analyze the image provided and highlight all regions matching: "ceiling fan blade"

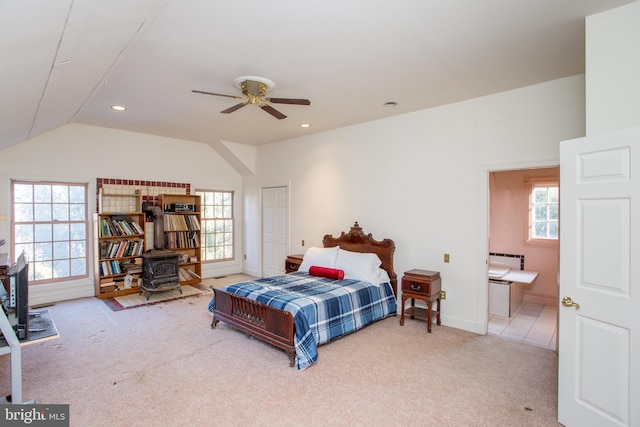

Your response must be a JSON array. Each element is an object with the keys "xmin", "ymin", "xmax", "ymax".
[
  {"xmin": 192, "ymin": 90, "xmax": 242, "ymax": 100},
  {"xmin": 221, "ymin": 103, "xmax": 248, "ymax": 114},
  {"xmin": 267, "ymin": 97, "xmax": 311, "ymax": 105},
  {"xmin": 261, "ymin": 105, "xmax": 287, "ymax": 119}
]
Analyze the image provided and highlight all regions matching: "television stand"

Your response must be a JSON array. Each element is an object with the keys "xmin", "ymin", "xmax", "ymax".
[{"xmin": 0, "ymin": 309, "xmax": 59, "ymax": 404}]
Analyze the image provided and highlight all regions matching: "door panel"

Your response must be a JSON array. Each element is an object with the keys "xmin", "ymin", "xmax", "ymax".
[
  {"xmin": 558, "ymin": 128, "xmax": 639, "ymax": 426},
  {"xmin": 582, "ymin": 199, "xmax": 629, "ymax": 296},
  {"xmin": 578, "ymin": 318, "xmax": 629, "ymax": 418},
  {"xmin": 262, "ymin": 187, "xmax": 287, "ymax": 277}
]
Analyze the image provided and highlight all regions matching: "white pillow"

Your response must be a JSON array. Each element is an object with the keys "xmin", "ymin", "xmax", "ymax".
[
  {"xmin": 298, "ymin": 246, "xmax": 340, "ymax": 273},
  {"xmin": 376, "ymin": 267, "xmax": 391, "ymax": 285},
  {"xmin": 335, "ymin": 248, "xmax": 383, "ymax": 284}
]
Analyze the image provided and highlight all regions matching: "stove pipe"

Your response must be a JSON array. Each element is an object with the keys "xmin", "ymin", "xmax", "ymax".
[{"xmin": 144, "ymin": 205, "xmax": 164, "ymax": 250}]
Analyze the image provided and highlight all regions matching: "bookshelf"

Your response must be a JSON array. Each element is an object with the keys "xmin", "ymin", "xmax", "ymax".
[
  {"xmin": 158, "ymin": 194, "xmax": 202, "ymax": 286},
  {"xmin": 93, "ymin": 212, "xmax": 146, "ymax": 299}
]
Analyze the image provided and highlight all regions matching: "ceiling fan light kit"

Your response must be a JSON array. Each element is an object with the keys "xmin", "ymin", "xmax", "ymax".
[
  {"xmin": 234, "ymin": 75, "xmax": 274, "ymax": 93},
  {"xmin": 193, "ymin": 75, "xmax": 310, "ymax": 120}
]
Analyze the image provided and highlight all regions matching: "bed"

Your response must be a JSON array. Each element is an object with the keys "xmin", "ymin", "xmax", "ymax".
[{"xmin": 208, "ymin": 222, "xmax": 398, "ymax": 369}]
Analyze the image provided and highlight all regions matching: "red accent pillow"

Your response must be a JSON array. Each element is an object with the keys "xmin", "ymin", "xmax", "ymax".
[{"xmin": 309, "ymin": 265, "xmax": 345, "ymax": 280}]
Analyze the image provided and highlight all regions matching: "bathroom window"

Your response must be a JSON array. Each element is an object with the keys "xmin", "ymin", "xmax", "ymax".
[{"xmin": 529, "ymin": 184, "xmax": 559, "ymax": 240}]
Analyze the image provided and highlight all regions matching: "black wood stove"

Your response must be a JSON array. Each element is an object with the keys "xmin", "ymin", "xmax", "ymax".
[
  {"xmin": 141, "ymin": 250, "xmax": 181, "ymax": 300},
  {"xmin": 140, "ymin": 204, "xmax": 181, "ymax": 300}
]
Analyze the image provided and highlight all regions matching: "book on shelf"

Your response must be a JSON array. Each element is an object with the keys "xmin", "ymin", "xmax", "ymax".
[
  {"xmin": 100, "ymin": 284, "xmax": 117, "ymax": 293},
  {"xmin": 100, "ymin": 260, "xmax": 123, "ymax": 276},
  {"xmin": 115, "ymin": 240, "xmax": 128, "ymax": 258},
  {"xmin": 165, "ymin": 231, "xmax": 200, "ymax": 249},
  {"xmin": 128, "ymin": 221, "xmax": 144, "ymax": 234},
  {"xmin": 100, "ymin": 217, "xmax": 144, "ymax": 237},
  {"xmin": 100, "ymin": 279, "xmax": 117, "ymax": 293},
  {"xmin": 100, "ymin": 239, "xmax": 144, "ymax": 259},
  {"xmin": 121, "ymin": 259, "xmax": 143, "ymax": 274},
  {"xmin": 163, "ymin": 214, "xmax": 201, "ymax": 231},
  {"xmin": 185, "ymin": 215, "xmax": 200, "ymax": 230}
]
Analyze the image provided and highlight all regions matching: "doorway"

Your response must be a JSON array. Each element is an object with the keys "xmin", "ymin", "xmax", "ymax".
[
  {"xmin": 487, "ymin": 167, "xmax": 559, "ymax": 350},
  {"xmin": 261, "ymin": 186, "xmax": 288, "ymax": 277}
]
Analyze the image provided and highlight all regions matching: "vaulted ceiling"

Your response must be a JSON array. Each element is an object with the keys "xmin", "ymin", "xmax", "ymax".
[{"xmin": 0, "ymin": 0, "xmax": 633, "ymax": 150}]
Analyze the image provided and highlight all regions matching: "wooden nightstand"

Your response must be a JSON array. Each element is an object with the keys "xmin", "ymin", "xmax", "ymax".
[
  {"xmin": 399, "ymin": 269, "xmax": 441, "ymax": 332},
  {"xmin": 285, "ymin": 254, "xmax": 304, "ymax": 273}
]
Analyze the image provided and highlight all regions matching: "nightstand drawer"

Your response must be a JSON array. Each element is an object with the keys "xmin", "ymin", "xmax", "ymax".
[
  {"xmin": 402, "ymin": 280, "xmax": 428, "ymax": 294},
  {"xmin": 285, "ymin": 254, "xmax": 304, "ymax": 273},
  {"xmin": 402, "ymin": 271, "xmax": 441, "ymax": 297},
  {"xmin": 286, "ymin": 260, "xmax": 300, "ymax": 272}
]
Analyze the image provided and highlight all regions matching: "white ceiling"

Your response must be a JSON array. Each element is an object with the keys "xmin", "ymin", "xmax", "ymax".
[{"xmin": 0, "ymin": 0, "xmax": 633, "ymax": 150}]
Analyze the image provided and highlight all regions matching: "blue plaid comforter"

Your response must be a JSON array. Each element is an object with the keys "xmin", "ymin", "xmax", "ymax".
[{"xmin": 208, "ymin": 272, "xmax": 396, "ymax": 370}]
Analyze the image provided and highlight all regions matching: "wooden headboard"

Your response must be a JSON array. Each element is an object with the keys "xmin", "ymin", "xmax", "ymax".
[{"xmin": 322, "ymin": 222, "xmax": 397, "ymax": 296}]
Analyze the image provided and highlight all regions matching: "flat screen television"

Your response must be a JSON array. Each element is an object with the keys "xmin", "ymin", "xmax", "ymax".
[{"xmin": 1, "ymin": 252, "xmax": 29, "ymax": 339}]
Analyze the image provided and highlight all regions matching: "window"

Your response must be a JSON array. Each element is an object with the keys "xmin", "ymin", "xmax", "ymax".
[
  {"xmin": 195, "ymin": 190, "xmax": 234, "ymax": 261},
  {"xmin": 530, "ymin": 185, "xmax": 559, "ymax": 240},
  {"xmin": 12, "ymin": 181, "xmax": 88, "ymax": 283}
]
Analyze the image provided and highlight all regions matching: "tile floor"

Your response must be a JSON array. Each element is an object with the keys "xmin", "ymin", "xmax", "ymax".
[{"xmin": 488, "ymin": 302, "xmax": 558, "ymax": 351}]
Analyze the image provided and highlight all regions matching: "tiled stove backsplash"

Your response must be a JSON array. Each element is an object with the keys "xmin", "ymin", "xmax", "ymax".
[{"xmin": 96, "ymin": 178, "xmax": 191, "ymax": 213}]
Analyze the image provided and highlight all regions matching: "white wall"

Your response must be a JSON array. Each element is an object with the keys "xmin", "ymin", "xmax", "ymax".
[
  {"xmin": 243, "ymin": 75, "xmax": 585, "ymax": 334},
  {"xmin": 0, "ymin": 123, "xmax": 244, "ymax": 305},
  {"xmin": 586, "ymin": 0, "xmax": 640, "ymax": 135}
]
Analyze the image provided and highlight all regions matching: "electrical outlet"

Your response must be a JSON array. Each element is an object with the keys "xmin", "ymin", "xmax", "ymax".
[
  {"xmin": 302, "ymin": 240, "xmax": 305, "ymax": 246},
  {"xmin": 440, "ymin": 290, "xmax": 446, "ymax": 300},
  {"xmin": 444, "ymin": 253, "xmax": 450, "ymax": 263}
]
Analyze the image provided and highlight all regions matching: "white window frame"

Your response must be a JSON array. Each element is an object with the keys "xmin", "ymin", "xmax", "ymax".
[
  {"xmin": 11, "ymin": 180, "xmax": 89, "ymax": 284},
  {"xmin": 195, "ymin": 190, "xmax": 234, "ymax": 262},
  {"xmin": 525, "ymin": 177, "xmax": 559, "ymax": 247}
]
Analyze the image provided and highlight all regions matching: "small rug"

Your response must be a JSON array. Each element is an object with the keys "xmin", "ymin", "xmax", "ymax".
[{"xmin": 102, "ymin": 284, "xmax": 211, "ymax": 312}]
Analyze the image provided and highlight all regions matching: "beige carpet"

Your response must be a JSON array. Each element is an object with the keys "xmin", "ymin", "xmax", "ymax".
[
  {"xmin": 206, "ymin": 273, "xmax": 256, "ymax": 289},
  {"xmin": 2, "ymin": 273, "xmax": 560, "ymax": 426}
]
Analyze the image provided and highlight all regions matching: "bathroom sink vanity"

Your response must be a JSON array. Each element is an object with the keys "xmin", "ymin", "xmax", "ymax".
[{"xmin": 488, "ymin": 254, "xmax": 538, "ymax": 317}]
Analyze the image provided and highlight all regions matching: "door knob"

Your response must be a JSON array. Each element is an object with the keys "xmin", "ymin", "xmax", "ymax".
[{"xmin": 562, "ymin": 296, "xmax": 580, "ymax": 310}]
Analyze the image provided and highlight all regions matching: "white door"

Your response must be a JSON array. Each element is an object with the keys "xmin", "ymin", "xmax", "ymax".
[
  {"xmin": 558, "ymin": 127, "xmax": 640, "ymax": 426},
  {"xmin": 262, "ymin": 186, "xmax": 288, "ymax": 277}
]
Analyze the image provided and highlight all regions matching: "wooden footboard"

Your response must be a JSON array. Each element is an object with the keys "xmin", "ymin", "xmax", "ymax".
[{"xmin": 211, "ymin": 287, "xmax": 296, "ymax": 367}]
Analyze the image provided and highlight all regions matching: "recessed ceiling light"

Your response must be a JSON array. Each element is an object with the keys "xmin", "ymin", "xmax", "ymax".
[
  {"xmin": 300, "ymin": 123, "xmax": 311, "ymax": 128},
  {"xmin": 383, "ymin": 101, "xmax": 397, "ymax": 107},
  {"xmin": 111, "ymin": 105, "xmax": 126, "ymax": 111}
]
